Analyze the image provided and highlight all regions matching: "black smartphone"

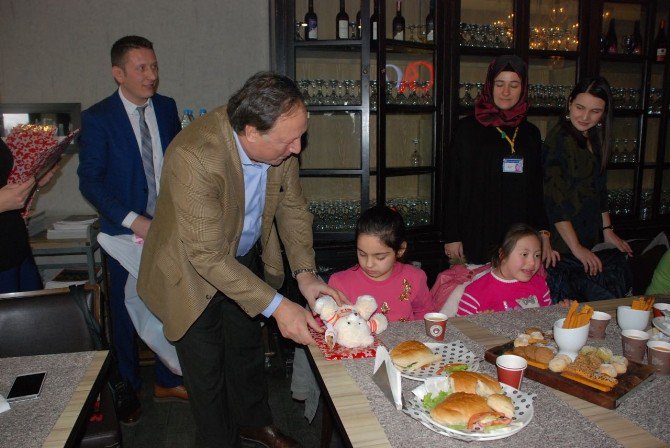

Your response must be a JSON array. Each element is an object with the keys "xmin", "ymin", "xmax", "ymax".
[{"xmin": 6, "ymin": 372, "xmax": 47, "ymax": 402}]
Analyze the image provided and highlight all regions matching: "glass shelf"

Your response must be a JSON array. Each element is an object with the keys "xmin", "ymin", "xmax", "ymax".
[{"xmin": 460, "ymin": 0, "xmax": 514, "ymax": 49}]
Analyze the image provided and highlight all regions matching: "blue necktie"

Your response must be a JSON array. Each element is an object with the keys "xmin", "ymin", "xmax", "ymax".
[{"xmin": 137, "ymin": 105, "xmax": 157, "ymax": 217}]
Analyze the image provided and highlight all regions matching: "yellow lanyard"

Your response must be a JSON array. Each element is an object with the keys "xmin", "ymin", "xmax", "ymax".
[{"xmin": 496, "ymin": 126, "xmax": 519, "ymax": 154}]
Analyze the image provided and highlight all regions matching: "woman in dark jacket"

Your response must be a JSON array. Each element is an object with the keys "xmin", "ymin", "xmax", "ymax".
[
  {"xmin": 543, "ymin": 76, "xmax": 632, "ymax": 301},
  {"xmin": 444, "ymin": 55, "xmax": 558, "ymax": 266},
  {"xmin": 0, "ymin": 138, "xmax": 57, "ymax": 293}
]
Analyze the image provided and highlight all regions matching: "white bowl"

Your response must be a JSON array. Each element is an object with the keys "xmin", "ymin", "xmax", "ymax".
[
  {"xmin": 553, "ymin": 318, "xmax": 590, "ymax": 361},
  {"xmin": 617, "ymin": 306, "xmax": 651, "ymax": 331}
]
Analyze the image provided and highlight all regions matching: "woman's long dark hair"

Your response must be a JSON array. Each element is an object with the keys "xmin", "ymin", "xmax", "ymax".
[{"xmin": 566, "ymin": 76, "xmax": 614, "ymax": 173}]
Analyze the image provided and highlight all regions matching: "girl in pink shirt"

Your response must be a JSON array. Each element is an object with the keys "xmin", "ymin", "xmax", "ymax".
[
  {"xmin": 457, "ymin": 223, "xmax": 552, "ymax": 316},
  {"xmin": 328, "ymin": 206, "xmax": 433, "ymax": 322}
]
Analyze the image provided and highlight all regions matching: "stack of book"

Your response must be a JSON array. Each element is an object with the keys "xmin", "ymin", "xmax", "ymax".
[{"xmin": 46, "ymin": 215, "xmax": 97, "ymax": 239}]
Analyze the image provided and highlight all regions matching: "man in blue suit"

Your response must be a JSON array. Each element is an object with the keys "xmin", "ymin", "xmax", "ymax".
[{"xmin": 78, "ymin": 35, "xmax": 186, "ymax": 424}]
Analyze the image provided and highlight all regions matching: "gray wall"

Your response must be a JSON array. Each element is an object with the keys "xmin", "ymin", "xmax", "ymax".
[{"xmin": 0, "ymin": 0, "xmax": 271, "ymax": 216}]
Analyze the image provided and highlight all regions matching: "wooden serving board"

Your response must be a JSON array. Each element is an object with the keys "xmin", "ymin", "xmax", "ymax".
[{"xmin": 484, "ymin": 341, "xmax": 656, "ymax": 409}]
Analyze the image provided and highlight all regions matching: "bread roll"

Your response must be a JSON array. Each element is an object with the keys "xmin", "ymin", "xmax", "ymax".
[
  {"xmin": 596, "ymin": 347, "xmax": 613, "ymax": 362},
  {"xmin": 430, "ymin": 392, "xmax": 490, "ymax": 426},
  {"xmin": 610, "ymin": 355, "xmax": 628, "ymax": 374},
  {"xmin": 598, "ymin": 363, "xmax": 617, "ymax": 378},
  {"xmin": 534, "ymin": 347, "xmax": 555, "ymax": 364},
  {"xmin": 611, "ymin": 355, "xmax": 628, "ymax": 367},
  {"xmin": 514, "ymin": 334, "xmax": 530, "ymax": 347},
  {"xmin": 389, "ymin": 340, "xmax": 440, "ymax": 371},
  {"xmin": 486, "ymin": 393, "xmax": 514, "ymax": 418},
  {"xmin": 580, "ymin": 345, "xmax": 596, "ymax": 355},
  {"xmin": 611, "ymin": 360, "xmax": 627, "ymax": 375},
  {"xmin": 548, "ymin": 354, "xmax": 571, "ymax": 373},
  {"xmin": 449, "ymin": 371, "xmax": 502, "ymax": 396}
]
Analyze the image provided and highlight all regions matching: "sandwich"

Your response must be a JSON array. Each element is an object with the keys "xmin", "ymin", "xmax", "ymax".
[
  {"xmin": 486, "ymin": 393, "xmax": 514, "ymax": 418},
  {"xmin": 449, "ymin": 371, "xmax": 503, "ymax": 396},
  {"xmin": 389, "ymin": 340, "xmax": 441, "ymax": 371},
  {"xmin": 429, "ymin": 392, "xmax": 513, "ymax": 431}
]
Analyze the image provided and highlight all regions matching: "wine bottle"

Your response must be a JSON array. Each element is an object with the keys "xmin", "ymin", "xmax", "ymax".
[
  {"xmin": 631, "ymin": 20, "xmax": 643, "ymax": 55},
  {"xmin": 305, "ymin": 0, "xmax": 318, "ymax": 41},
  {"xmin": 392, "ymin": 1, "xmax": 405, "ymax": 41},
  {"xmin": 654, "ymin": 19, "xmax": 668, "ymax": 63},
  {"xmin": 603, "ymin": 18, "xmax": 618, "ymax": 54},
  {"xmin": 355, "ymin": 6, "xmax": 362, "ymax": 40},
  {"xmin": 426, "ymin": 0, "xmax": 435, "ymax": 42},
  {"xmin": 370, "ymin": 0, "xmax": 378, "ymax": 42},
  {"xmin": 336, "ymin": 0, "xmax": 349, "ymax": 40}
]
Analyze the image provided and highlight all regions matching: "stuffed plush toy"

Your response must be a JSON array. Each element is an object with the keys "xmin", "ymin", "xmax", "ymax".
[{"xmin": 313, "ymin": 295, "xmax": 388, "ymax": 349}]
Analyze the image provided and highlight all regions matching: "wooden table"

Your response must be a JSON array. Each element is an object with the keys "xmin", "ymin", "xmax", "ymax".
[
  {"xmin": 0, "ymin": 351, "xmax": 109, "ymax": 448},
  {"xmin": 43, "ymin": 351, "xmax": 109, "ymax": 448},
  {"xmin": 308, "ymin": 297, "xmax": 669, "ymax": 448}
]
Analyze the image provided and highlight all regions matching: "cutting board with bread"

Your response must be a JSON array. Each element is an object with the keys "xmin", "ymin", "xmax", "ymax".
[{"xmin": 484, "ymin": 341, "xmax": 656, "ymax": 409}]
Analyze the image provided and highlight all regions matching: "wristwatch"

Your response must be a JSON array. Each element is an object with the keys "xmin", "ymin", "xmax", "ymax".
[{"xmin": 292, "ymin": 268, "xmax": 318, "ymax": 279}]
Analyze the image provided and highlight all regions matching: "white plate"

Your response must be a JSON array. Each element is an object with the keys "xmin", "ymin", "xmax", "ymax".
[
  {"xmin": 398, "ymin": 341, "xmax": 479, "ymax": 381},
  {"xmin": 653, "ymin": 317, "xmax": 670, "ymax": 337},
  {"xmin": 403, "ymin": 383, "xmax": 535, "ymax": 441}
]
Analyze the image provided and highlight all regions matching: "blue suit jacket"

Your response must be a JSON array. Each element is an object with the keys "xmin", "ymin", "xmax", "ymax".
[{"xmin": 78, "ymin": 91, "xmax": 181, "ymax": 235}]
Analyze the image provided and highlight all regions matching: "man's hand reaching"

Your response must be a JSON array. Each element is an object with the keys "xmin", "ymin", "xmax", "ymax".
[{"xmin": 272, "ymin": 297, "xmax": 321, "ymax": 346}]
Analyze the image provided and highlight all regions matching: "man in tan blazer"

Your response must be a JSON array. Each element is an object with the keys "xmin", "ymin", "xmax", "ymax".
[{"xmin": 138, "ymin": 72, "xmax": 345, "ymax": 448}]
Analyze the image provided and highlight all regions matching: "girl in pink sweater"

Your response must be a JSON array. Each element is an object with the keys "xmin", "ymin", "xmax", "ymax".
[
  {"xmin": 457, "ymin": 223, "xmax": 552, "ymax": 316},
  {"xmin": 328, "ymin": 206, "xmax": 433, "ymax": 322}
]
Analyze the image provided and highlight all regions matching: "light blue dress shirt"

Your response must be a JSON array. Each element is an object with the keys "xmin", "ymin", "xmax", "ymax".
[{"xmin": 233, "ymin": 133, "xmax": 283, "ymax": 317}]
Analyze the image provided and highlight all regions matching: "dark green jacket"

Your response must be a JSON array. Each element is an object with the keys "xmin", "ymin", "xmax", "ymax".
[{"xmin": 543, "ymin": 121, "xmax": 608, "ymax": 254}]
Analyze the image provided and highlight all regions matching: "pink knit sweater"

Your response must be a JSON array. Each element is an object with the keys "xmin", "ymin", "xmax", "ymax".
[{"xmin": 328, "ymin": 262, "xmax": 434, "ymax": 322}]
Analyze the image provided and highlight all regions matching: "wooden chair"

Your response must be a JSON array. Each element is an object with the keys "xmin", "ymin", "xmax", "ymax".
[{"xmin": 0, "ymin": 284, "xmax": 121, "ymax": 447}]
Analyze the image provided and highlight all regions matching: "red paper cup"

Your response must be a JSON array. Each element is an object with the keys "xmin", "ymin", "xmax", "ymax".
[
  {"xmin": 496, "ymin": 354, "xmax": 527, "ymax": 389},
  {"xmin": 424, "ymin": 312, "xmax": 448, "ymax": 341}
]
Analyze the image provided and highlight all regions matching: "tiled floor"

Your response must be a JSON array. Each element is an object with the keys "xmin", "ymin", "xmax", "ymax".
[{"xmin": 119, "ymin": 342, "xmax": 332, "ymax": 448}]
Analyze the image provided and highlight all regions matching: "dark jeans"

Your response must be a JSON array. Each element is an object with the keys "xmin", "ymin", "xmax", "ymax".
[
  {"xmin": 547, "ymin": 248, "xmax": 632, "ymax": 302},
  {"xmin": 174, "ymin": 245, "xmax": 272, "ymax": 448}
]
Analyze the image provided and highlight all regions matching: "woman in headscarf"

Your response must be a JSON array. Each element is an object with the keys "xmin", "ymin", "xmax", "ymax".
[
  {"xmin": 543, "ymin": 76, "xmax": 632, "ymax": 301},
  {"xmin": 444, "ymin": 55, "xmax": 558, "ymax": 266}
]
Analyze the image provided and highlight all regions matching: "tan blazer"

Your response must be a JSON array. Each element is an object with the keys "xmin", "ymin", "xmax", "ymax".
[{"xmin": 137, "ymin": 106, "xmax": 315, "ymax": 341}]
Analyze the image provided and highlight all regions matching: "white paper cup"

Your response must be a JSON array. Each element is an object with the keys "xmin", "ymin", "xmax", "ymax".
[
  {"xmin": 588, "ymin": 311, "xmax": 612, "ymax": 339},
  {"xmin": 647, "ymin": 340, "xmax": 670, "ymax": 375},
  {"xmin": 621, "ymin": 329, "xmax": 650, "ymax": 363}
]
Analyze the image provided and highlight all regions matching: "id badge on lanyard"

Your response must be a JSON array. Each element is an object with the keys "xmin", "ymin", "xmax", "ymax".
[{"xmin": 502, "ymin": 157, "xmax": 524, "ymax": 173}]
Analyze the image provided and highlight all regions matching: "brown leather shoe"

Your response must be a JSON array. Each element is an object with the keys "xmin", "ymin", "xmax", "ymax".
[
  {"xmin": 239, "ymin": 425, "xmax": 301, "ymax": 448},
  {"xmin": 153, "ymin": 384, "xmax": 189, "ymax": 403}
]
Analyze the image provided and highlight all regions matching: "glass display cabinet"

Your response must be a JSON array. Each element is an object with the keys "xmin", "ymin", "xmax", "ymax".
[
  {"xmin": 274, "ymin": 0, "xmax": 444, "ymax": 244},
  {"xmin": 273, "ymin": 0, "xmax": 670, "ymax": 274}
]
